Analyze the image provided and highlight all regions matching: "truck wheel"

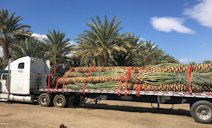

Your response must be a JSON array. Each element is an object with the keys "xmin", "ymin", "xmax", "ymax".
[
  {"xmin": 53, "ymin": 94, "xmax": 67, "ymax": 108},
  {"xmin": 190, "ymin": 100, "xmax": 212, "ymax": 124},
  {"xmin": 38, "ymin": 93, "xmax": 52, "ymax": 107}
]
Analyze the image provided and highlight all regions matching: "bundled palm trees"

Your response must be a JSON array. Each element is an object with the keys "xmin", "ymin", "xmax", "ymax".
[{"xmin": 59, "ymin": 63, "xmax": 212, "ymax": 93}]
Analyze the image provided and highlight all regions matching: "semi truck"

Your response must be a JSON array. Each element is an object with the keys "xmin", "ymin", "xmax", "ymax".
[{"xmin": 0, "ymin": 56, "xmax": 212, "ymax": 124}]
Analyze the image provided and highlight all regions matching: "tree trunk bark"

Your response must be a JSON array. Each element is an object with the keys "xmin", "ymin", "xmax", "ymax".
[
  {"xmin": 102, "ymin": 55, "xmax": 109, "ymax": 66},
  {"xmin": 2, "ymin": 41, "xmax": 9, "ymax": 65},
  {"xmin": 94, "ymin": 57, "xmax": 98, "ymax": 66}
]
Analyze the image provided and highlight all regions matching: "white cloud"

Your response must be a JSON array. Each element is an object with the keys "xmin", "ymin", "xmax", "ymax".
[
  {"xmin": 184, "ymin": 0, "xmax": 212, "ymax": 28},
  {"xmin": 31, "ymin": 33, "xmax": 47, "ymax": 41},
  {"xmin": 179, "ymin": 58, "xmax": 193, "ymax": 64},
  {"xmin": 151, "ymin": 17, "xmax": 194, "ymax": 34},
  {"xmin": 0, "ymin": 47, "xmax": 2, "ymax": 57}
]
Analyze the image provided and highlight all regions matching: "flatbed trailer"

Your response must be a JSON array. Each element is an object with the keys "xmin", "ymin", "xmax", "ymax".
[
  {"xmin": 39, "ymin": 88, "xmax": 212, "ymax": 106},
  {"xmin": 1, "ymin": 56, "xmax": 212, "ymax": 124},
  {"xmin": 37, "ymin": 87, "xmax": 212, "ymax": 124}
]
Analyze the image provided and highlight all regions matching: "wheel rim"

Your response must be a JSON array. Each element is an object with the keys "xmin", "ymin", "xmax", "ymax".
[
  {"xmin": 195, "ymin": 105, "xmax": 212, "ymax": 121},
  {"xmin": 40, "ymin": 96, "xmax": 48, "ymax": 105},
  {"xmin": 56, "ymin": 97, "xmax": 63, "ymax": 106}
]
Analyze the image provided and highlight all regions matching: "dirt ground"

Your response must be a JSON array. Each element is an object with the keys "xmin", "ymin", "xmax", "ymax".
[{"xmin": 0, "ymin": 100, "xmax": 211, "ymax": 128}]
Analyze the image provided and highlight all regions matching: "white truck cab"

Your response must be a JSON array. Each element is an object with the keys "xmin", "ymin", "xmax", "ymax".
[{"xmin": 0, "ymin": 56, "xmax": 50, "ymax": 102}]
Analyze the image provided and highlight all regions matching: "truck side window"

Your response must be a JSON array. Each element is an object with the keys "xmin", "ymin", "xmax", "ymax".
[{"xmin": 18, "ymin": 62, "xmax": 24, "ymax": 69}]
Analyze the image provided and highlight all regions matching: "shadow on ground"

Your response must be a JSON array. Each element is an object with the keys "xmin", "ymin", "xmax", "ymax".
[
  {"xmin": 2, "ymin": 101, "xmax": 191, "ymax": 117},
  {"xmin": 82, "ymin": 103, "xmax": 191, "ymax": 117}
]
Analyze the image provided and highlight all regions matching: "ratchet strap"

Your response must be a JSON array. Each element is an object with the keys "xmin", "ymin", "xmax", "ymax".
[
  {"xmin": 62, "ymin": 67, "xmax": 75, "ymax": 94},
  {"xmin": 54, "ymin": 77, "xmax": 61, "ymax": 93},
  {"xmin": 47, "ymin": 64, "xmax": 60, "ymax": 93},
  {"xmin": 137, "ymin": 84, "xmax": 143, "ymax": 96},
  {"xmin": 82, "ymin": 67, "xmax": 95, "ymax": 94},
  {"xmin": 188, "ymin": 64, "xmax": 193, "ymax": 94},
  {"xmin": 124, "ymin": 67, "xmax": 133, "ymax": 96}
]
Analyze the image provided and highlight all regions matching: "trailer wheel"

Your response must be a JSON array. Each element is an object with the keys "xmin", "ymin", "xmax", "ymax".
[
  {"xmin": 190, "ymin": 100, "xmax": 212, "ymax": 124},
  {"xmin": 38, "ymin": 93, "xmax": 52, "ymax": 107},
  {"xmin": 53, "ymin": 94, "xmax": 67, "ymax": 108}
]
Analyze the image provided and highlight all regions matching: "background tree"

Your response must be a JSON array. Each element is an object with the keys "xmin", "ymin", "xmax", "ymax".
[
  {"xmin": 203, "ymin": 60, "xmax": 212, "ymax": 64},
  {"xmin": 76, "ymin": 16, "xmax": 127, "ymax": 66},
  {"xmin": 10, "ymin": 37, "xmax": 47, "ymax": 60},
  {"xmin": 134, "ymin": 41, "xmax": 178, "ymax": 66},
  {"xmin": 0, "ymin": 9, "xmax": 30, "ymax": 65},
  {"xmin": 43, "ymin": 30, "xmax": 74, "ymax": 67},
  {"xmin": 110, "ymin": 34, "xmax": 139, "ymax": 66}
]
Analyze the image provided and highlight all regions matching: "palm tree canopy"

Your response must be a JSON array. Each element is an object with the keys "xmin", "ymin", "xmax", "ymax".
[
  {"xmin": 76, "ymin": 16, "xmax": 127, "ymax": 66},
  {"xmin": 11, "ymin": 37, "xmax": 47, "ymax": 60},
  {"xmin": 135, "ymin": 41, "xmax": 179, "ymax": 66},
  {"xmin": 43, "ymin": 30, "xmax": 74, "ymax": 66},
  {"xmin": 110, "ymin": 34, "xmax": 139, "ymax": 66},
  {"xmin": 0, "ymin": 9, "xmax": 31, "ymax": 64}
]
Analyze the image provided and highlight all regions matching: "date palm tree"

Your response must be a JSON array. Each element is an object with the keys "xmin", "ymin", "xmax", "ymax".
[
  {"xmin": 134, "ymin": 41, "xmax": 178, "ymax": 66},
  {"xmin": 110, "ymin": 34, "xmax": 139, "ymax": 66},
  {"xmin": 76, "ymin": 16, "xmax": 127, "ymax": 66},
  {"xmin": 0, "ymin": 9, "xmax": 31, "ymax": 65},
  {"xmin": 43, "ymin": 30, "xmax": 74, "ymax": 66},
  {"xmin": 10, "ymin": 37, "xmax": 47, "ymax": 60}
]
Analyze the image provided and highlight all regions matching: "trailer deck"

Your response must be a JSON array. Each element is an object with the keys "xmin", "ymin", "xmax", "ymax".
[{"xmin": 39, "ymin": 88, "xmax": 212, "ymax": 99}]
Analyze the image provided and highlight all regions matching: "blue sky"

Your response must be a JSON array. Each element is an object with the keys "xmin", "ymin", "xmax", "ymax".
[{"xmin": 1, "ymin": 0, "xmax": 212, "ymax": 63}]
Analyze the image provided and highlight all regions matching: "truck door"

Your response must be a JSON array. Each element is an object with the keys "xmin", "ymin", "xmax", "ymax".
[{"xmin": 10, "ymin": 62, "xmax": 30, "ymax": 95}]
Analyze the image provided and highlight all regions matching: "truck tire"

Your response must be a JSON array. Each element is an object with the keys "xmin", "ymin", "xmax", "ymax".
[
  {"xmin": 53, "ymin": 94, "xmax": 67, "ymax": 108},
  {"xmin": 38, "ymin": 93, "xmax": 52, "ymax": 107},
  {"xmin": 190, "ymin": 100, "xmax": 212, "ymax": 124}
]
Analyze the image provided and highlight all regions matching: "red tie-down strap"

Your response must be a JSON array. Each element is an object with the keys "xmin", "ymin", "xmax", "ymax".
[
  {"xmin": 54, "ymin": 77, "xmax": 61, "ymax": 93},
  {"xmin": 124, "ymin": 67, "xmax": 133, "ymax": 96},
  {"xmin": 136, "ymin": 84, "xmax": 143, "ymax": 96},
  {"xmin": 47, "ymin": 64, "xmax": 60, "ymax": 93},
  {"xmin": 117, "ymin": 76, "xmax": 124, "ymax": 96},
  {"xmin": 62, "ymin": 67, "xmax": 75, "ymax": 94},
  {"xmin": 82, "ymin": 67, "xmax": 95, "ymax": 94},
  {"xmin": 188, "ymin": 64, "xmax": 193, "ymax": 94}
]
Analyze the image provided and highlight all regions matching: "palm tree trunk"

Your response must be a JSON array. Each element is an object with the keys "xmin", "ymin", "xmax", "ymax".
[
  {"xmin": 103, "ymin": 55, "xmax": 109, "ymax": 66},
  {"xmin": 2, "ymin": 42, "xmax": 9, "ymax": 65},
  {"xmin": 93, "ymin": 57, "xmax": 98, "ymax": 66}
]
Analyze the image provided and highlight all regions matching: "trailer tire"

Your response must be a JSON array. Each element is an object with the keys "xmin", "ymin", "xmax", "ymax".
[
  {"xmin": 38, "ymin": 93, "xmax": 52, "ymax": 107},
  {"xmin": 53, "ymin": 94, "xmax": 67, "ymax": 108},
  {"xmin": 190, "ymin": 100, "xmax": 212, "ymax": 124}
]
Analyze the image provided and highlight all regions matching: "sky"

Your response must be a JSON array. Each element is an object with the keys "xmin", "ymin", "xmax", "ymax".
[{"xmin": 0, "ymin": 0, "xmax": 212, "ymax": 63}]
